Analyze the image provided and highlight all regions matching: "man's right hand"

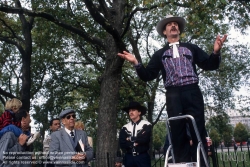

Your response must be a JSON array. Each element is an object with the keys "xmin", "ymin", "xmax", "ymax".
[
  {"xmin": 18, "ymin": 134, "xmax": 28, "ymax": 146},
  {"xmin": 117, "ymin": 51, "xmax": 138, "ymax": 65},
  {"xmin": 71, "ymin": 153, "xmax": 86, "ymax": 161}
]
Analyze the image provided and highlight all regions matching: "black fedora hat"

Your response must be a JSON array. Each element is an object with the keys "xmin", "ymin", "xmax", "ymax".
[{"xmin": 122, "ymin": 101, "xmax": 147, "ymax": 115}]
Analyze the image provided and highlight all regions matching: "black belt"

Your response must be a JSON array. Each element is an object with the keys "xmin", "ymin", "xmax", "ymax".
[
  {"xmin": 166, "ymin": 82, "xmax": 198, "ymax": 91},
  {"xmin": 126, "ymin": 151, "xmax": 148, "ymax": 156}
]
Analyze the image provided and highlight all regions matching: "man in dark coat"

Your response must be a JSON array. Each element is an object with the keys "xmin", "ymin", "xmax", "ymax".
[
  {"xmin": 119, "ymin": 101, "xmax": 152, "ymax": 167},
  {"xmin": 118, "ymin": 15, "xmax": 227, "ymax": 166}
]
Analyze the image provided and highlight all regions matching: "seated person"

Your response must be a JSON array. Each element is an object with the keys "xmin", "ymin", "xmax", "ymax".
[
  {"xmin": 0, "ymin": 109, "xmax": 35, "ymax": 166},
  {"xmin": 0, "ymin": 98, "xmax": 40, "ymax": 145}
]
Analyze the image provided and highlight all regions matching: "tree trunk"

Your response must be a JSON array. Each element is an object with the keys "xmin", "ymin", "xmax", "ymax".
[
  {"xmin": 21, "ymin": 53, "xmax": 31, "ymax": 110},
  {"xmin": 96, "ymin": 35, "xmax": 123, "ymax": 167},
  {"xmin": 18, "ymin": 1, "xmax": 33, "ymax": 111}
]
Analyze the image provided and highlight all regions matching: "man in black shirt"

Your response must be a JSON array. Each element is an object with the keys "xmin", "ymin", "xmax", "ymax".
[
  {"xmin": 118, "ymin": 15, "xmax": 227, "ymax": 165},
  {"xmin": 119, "ymin": 101, "xmax": 152, "ymax": 167}
]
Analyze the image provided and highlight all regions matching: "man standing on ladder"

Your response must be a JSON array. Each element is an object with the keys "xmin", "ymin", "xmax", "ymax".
[{"xmin": 118, "ymin": 15, "xmax": 227, "ymax": 166}]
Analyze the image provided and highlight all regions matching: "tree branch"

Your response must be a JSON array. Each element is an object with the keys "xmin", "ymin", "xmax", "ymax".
[
  {"xmin": 121, "ymin": 5, "xmax": 157, "ymax": 38},
  {"xmin": 121, "ymin": 1, "xmax": 191, "ymax": 38},
  {"xmin": 83, "ymin": 0, "xmax": 123, "ymax": 46},
  {"xmin": 0, "ymin": 4, "xmax": 105, "ymax": 49},
  {"xmin": 98, "ymin": 0, "xmax": 109, "ymax": 17},
  {"xmin": 152, "ymin": 102, "xmax": 166, "ymax": 126},
  {"xmin": 0, "ymin": 87, "xmax": 16, "ymax": 99},
  {"xmin": 75, "ymin": 41, "xmax": 104, "ymax": 72},
  {"xmin": 0, "ymin": 18, "xmax": 24, "ymax": 42},
  {"xmin": 0, "ymin": 37, "xmax": 25, "ymax": 55}
]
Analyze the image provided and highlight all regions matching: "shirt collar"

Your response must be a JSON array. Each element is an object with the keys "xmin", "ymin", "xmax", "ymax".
[
  {"xmin": 131, "ymin": 118, "xmax": 142, "ymax": 125},
  {"xmin": 168, "ymin": 41, "xmax": 181, "ymax": 48},
  {"xmin": 6, "ymin": 110, "xmax": 14, "ymax": 114},
  {"xmin": 64, "ymin": 127, "xmax": 75, "ymax": 136}
]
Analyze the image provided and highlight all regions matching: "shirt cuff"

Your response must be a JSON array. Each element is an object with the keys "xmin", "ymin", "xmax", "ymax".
[
  {"xmin": 134, "ymin": 62, "xmax": 142, "ymax": 69},
  {"xmin": 213, "ymin": 51, "xmax": 220, "ymax": 55}
]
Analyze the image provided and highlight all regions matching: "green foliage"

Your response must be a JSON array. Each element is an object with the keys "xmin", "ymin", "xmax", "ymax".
[
  {"xmin": 153, "ymin": 121, "xmax": 166, "ymax": 151},
  {"xmin": 0, "ymin": 1, "xmax": 250, "ymax": 162},
  {"xmin": 234, "ymin": 122, "xmax": 249, "ymax": 142},
  {"xmin": 222, "ymin": 128, "xmax": 233, "ymax": 147},
  {"xmin": 206, "ymin": 113, "xmax": 233, "ymax": 146},
  {"xmin": 209, "ymin": 128, "xmax": 220, "ymax": 147},
  {"xmin": 32, "ymin": 140, "xmax": 43, "ymax": 152}
]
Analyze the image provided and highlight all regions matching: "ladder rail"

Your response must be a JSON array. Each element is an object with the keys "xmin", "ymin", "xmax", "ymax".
[
  {"xmin": 165, "ymin": 115, "xmax": 209, "ymax": 167},
  {"xmin": 166, "ymin": 121, "xmax": 175, "ymax": 163},
  {"xmin": 164, "ymin": 144, "xmax": 172, "ymax": 167}
]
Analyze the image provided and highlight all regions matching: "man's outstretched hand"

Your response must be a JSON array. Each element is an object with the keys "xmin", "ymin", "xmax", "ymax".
[
  {"xmin": 214, "ymin": 34, "xmax": 227, "ymax": 54},
  {"xmin": 117, "ymin": 51, "xmax": 138, "ymax": 65}
]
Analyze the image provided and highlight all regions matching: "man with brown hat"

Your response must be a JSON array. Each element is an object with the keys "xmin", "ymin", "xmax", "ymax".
[
  {"xmin": 118, "ymin": 15, "xmax": 227, "ymax": 165},
  {"xmin": 119, "ymin": 101, "xmax": 152, "ymax": 167}
]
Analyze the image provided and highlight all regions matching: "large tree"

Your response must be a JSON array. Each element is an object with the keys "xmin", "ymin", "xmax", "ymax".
[{"xmin": 1, "ymin": 1, "xmax": 250, "ymax": 166}]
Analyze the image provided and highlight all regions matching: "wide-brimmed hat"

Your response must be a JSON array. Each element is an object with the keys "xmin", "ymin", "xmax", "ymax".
[
  {"xmin": 156, "ymin": 15, "xmax": 186, "ymax": 37},
  {"xmin": 122, "ymin": 101, "xmax": 147, "ymax": 115}
]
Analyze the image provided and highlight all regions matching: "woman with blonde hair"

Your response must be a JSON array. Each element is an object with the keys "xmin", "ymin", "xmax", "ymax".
[
  {"xmin": 74, "ymin": 121, "xmax": 93, "ymax": 147},
  {"xmin": 75, "ymin": 121, "xmax": 93, "ymax": 167},
  {"xmin": 75, "ymin": 121, "xmax": 85, "ymax": 130}
]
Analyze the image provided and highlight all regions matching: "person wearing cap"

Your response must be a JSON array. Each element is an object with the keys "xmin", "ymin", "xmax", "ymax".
[
  {"xmin": 49, "ymin": 108, "xmax": 93, "ymax": 167},
  {"xmin": 119, "ymin": 101, "xmax": 152, "ymax": 167},
  {"xmin": 115, "ymin": 157, "xmax": 125, "ymax": 167},
  {"xmin": 118, "ymin": 15, "xmax": 227, "ymax": 165}
]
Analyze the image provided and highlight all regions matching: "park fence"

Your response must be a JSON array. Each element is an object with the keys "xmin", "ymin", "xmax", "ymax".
[
  {"xmin": 89, "ymin": 152, "xmax": 120, "ymax": 167},
  {"xmin": 89, "ymin": 145, "xmax": 250, "ymax": 167},
  {"xmin": 32, "ymin": 144, "xmax": 250, "ymax": 167},
  {"xmin": 151, "ymin": 143, "xmax": 250, "ymax": 167},
  {"xmin": 84, "ymin": 144, "xmax": 250, "ymax": 167}
]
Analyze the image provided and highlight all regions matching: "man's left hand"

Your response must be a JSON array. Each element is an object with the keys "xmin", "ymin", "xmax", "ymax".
[{"xmin": 214, "ymin": 34, "xmax": 227, "ymax": 54}]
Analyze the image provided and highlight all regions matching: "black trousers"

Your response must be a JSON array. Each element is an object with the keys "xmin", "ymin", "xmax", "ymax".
[
  {"xmin": 124, "ymin": 153, "xmax": 151, "ymax": 167},
  {"xmin": 166, "ymin": 83, "xmax": 207, "ymax": 164}
]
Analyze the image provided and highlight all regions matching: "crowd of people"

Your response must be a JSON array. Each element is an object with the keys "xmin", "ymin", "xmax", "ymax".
[
  {"xmin": 0, "ymin": 99, "xmax": 122, "ymax": 167},
  {"xmin": 0, "ymin": 14, "xmax": 227, "ymax": 167},
  {"xmin": 0, "ymin": 100, "xmax": 94, "ymax": 167}
]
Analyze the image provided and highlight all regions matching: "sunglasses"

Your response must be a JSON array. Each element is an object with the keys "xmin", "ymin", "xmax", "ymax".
[{"xmin": 65, "ymin": 114, "xmax": 76, "ymax": 119}]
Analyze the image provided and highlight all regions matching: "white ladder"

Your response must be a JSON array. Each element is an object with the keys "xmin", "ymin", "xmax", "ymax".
[{"xmin": 164, "ymin": 115, "xmax": 209, "ymax": 167}]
